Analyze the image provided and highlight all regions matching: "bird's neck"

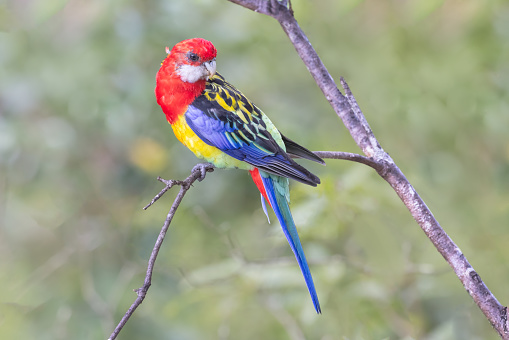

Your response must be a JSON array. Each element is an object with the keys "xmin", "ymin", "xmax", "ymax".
[{"xmin": 155, "ymin": 64, "xmax": 206, "ymax": 124}]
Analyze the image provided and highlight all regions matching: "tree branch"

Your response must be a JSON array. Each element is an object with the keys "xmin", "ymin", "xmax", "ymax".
[
  {"xmin": 108, "ymin": 163, "xmax": 214, "ymax": 340},
  {"xmin": 227, "ymin": 0, "xmax": 509, "ymax": 338}
]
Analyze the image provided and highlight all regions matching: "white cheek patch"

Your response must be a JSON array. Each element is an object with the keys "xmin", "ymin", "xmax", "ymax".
[{"xmin": 176, "ymin": 64, "xmax": 207, "ymax": 83}]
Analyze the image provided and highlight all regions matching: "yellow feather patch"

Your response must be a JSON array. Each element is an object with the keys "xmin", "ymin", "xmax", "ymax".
[{"xmin": 171, "ymin": 115, "xmax": 252, "ymax": 170}]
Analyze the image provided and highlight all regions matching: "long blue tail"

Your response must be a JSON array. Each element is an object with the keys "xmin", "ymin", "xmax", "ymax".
[{"xmin": 259, "ymin": 171, "xmax": 321, "ymax": 314}]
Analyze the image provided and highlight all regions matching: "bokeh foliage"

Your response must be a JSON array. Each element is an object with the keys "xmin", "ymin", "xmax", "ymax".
[{"xmin": 1, "ymin": 0, "xmax": 509, "ymax": 339}]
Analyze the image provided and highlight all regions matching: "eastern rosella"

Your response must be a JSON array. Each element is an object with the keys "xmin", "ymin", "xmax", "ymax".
[{"xmin": 155, "ymin": 38, "xmax": 324, "ymax": 313}]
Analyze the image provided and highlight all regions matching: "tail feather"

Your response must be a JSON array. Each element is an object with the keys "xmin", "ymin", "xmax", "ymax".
[
  {"xmin": 251, "ymin": 168, "xmax": 321, "ymax": 314},
  {"xmin": 280, "ymin": 133, "xmax": 326, "ymax": 165}
]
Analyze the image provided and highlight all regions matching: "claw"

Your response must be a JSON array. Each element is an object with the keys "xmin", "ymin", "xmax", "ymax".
[{"xmin": 191, "ymin": 162, "xmax": 215, "ymax": 181}]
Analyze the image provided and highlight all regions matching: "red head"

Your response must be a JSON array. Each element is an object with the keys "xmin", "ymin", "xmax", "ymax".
[
  {"xmin": 160, "ymin": 38, "xmax": 217, "ymax": 83},
  {"xmin": 156, "ymin": 38, "xmax": 218, "ymax": 123}
]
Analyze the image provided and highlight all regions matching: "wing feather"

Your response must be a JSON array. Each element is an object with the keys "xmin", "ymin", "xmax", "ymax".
[{"xmin": 185, "ymin": 73, "xmax": 320, "ymax": 186}]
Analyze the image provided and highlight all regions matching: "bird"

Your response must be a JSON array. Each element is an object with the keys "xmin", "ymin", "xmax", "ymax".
[{"xmin": 155, "ymin": 38, "xmax": 325, "ymax": 313}]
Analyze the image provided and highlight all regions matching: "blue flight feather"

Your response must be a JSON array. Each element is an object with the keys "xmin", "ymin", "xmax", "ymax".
[
  {"xmin": 185, "ymin": 105, "xmax": 240, "ymax": 150},
  {"xmin": 184, "ymin": 100, "xmax": 321, "ymax": 186},
  {"xmin": 186, "ymin": 105, "xmax": 275, "ymax": 160}
]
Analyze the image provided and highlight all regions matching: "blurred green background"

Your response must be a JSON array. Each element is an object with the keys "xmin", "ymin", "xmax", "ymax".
[{"xmin": 1, "ymin": 0, "xmax": 509, "ymax": 339}]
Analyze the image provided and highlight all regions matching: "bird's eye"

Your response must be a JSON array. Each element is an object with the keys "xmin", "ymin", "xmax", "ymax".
[{"xmin": 187, "ymin": 52, "xmax": 199, "ymax": 62}]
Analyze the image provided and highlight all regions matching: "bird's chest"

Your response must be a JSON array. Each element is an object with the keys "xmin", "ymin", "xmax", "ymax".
[{"xmin": 171, "ymin": 114, "xmax": 252, "ymax": 170}]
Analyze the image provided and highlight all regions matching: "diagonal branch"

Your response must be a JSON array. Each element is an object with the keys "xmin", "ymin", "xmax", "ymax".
[
  {"xmin": 227, "ymin": 0, "xmax": 509, "ymax": 338},
  {"xmin": 108, "ymin": 163, "xmax": 214, "ymax": 340}
]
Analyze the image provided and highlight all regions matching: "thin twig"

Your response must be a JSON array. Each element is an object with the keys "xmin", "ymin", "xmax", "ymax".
[
  {"xmin": 314, "ymin": 151, "xmax": 379, "ymax": 169},
  {"xmin": 143, "ymin": 177, "xmax": 184, "ymax": 210}
]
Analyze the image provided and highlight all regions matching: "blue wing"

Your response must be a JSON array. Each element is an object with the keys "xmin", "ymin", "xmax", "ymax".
[{"xmin": 185, "ymin": 73, "xmax": 321, "ymax": 186}]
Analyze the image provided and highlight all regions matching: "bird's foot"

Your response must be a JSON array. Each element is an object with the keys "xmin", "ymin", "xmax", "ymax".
[{"xmin": 191, "ymin": 162, "xmax": 215, "ymax": 181}]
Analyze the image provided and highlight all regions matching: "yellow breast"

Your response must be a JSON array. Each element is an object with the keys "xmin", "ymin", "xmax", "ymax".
[{"xmin": 171, "ymin": 114, "xmax": 252, "ymax": 170}]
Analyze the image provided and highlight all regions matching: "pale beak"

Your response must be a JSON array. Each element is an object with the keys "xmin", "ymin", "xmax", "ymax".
[{"xmin": 203, "ymin": 59, "xmax": 216, "ymax": 79}]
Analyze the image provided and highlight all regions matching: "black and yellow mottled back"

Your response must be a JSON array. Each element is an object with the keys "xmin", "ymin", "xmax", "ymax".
[{"xmin": 184, "ymin": 72, "xmax": 323, "ymax": 186}]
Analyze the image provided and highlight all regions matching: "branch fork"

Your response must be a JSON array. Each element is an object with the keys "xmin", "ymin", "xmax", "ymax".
[{"xmin": 143, "ymin": 163, "xmax": 215, "ymax": 210}]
